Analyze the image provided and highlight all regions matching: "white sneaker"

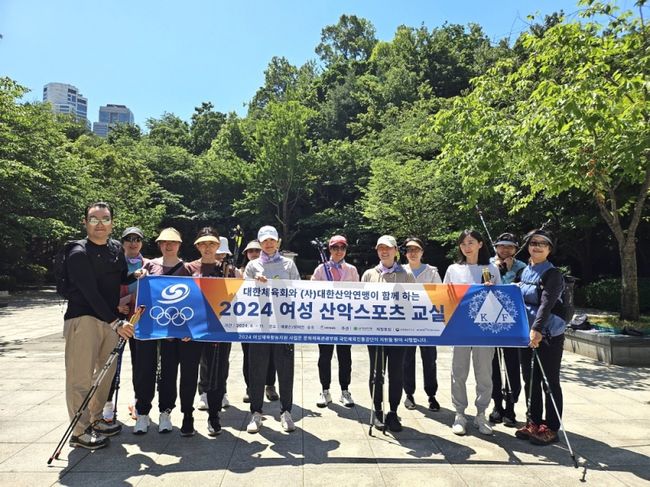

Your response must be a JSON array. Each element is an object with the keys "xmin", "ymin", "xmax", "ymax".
[
  {"xmin": 197, "ymin": 393, "xmax": 209, "ymax": 411},
  {"xmin": 317, "ymin": 390, "xmax": 332, "ymax": 408},
  {"xmin": 452, "ymin": 414, "xmax": 467, "ymax": 436},
  {"xmin": 340, "ymin": 390, "xmax": 355, "ymax": 407},
  {"xmin": 102, "ymin": 401, "xmax": 114, "ymax": 422},
  {"xmin": 247, "ymin": 412, "xmax": 263, "ymax": 434},
  {"xmin": 133, "ymin": 414, "xmax": 150, "ymax": 434},
  {"xmin": 281, "ymin": 411, "xmax": 295, "ymax": 432},
  {"xmin": 474, "ymin": 413, "xmax": 494, "ymax": 435},
  {"xmin": 222, "ymin": 393, "xmax": 230, "ymax": 409},
  {"xmin": 159, "ymin": 410, "xmax": 173, "ymax": 433}
]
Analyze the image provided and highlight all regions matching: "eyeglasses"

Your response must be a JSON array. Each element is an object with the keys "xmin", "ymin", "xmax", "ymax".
[
  {"xmin": 247, "ymin": 249, "xmax": 261, "ymax": 254},
  {"xmin": 329, "ymin": 245, "xmax": 347, "ymax": 251},
  {"xmin": 123, "ymin": 236, "xmax": 142, "ymax": 243},
  {"xmin": 87, "ymin": 216, "xmax": 112, "ymax": 226},
  {"xmin": 528, "ymin": 240, "xmax": 550, "ymax": 248},
  {"xmin": 405, "ymin": 247, "xmax": 422, "ymax": 253}
]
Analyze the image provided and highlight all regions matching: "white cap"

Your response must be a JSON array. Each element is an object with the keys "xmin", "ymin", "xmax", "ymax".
[
  {"xmin": 216, "ymin": 236, "xmax": 232, "ymax": 255},
  {"xmin": 376, "ymin": 235, "xmax": 397, "ymax": 248},
  {"xmin": 258, "ymin": 225, "xmax": 279, "ymax": 242}
]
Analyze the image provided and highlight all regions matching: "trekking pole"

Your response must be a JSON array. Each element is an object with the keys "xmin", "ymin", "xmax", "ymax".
[
  {"xmin": 110, "ymin": 345, "xmax": 125, "ymax": 423},
  {"xmin": 533, "ymin": 349, "xmax": 578, "ymax": 468},
  {"xmin": 381, "ymin": 346, "xmax": 387, "ymax": 436},
  {"xmin": 368, "ymin": 346, "xmax": 380, "ymax": 436},
  {"xmin": 497, "ymin": 348, "xmax": 515, "ymax": 411},
  {"xmin": 47, "ymin": 306, "xmax": 145, "ymax": 464},
  {"xmin": 525, "ymin": 349, "xmax": 535, "ymax": 426},
  {"xmin": 311, "ymin": 239, "xmax": 333, "ymax": 281},
  {"xmin": 475, "ymin": 205, "xmax": 497, "ymax": 254}
]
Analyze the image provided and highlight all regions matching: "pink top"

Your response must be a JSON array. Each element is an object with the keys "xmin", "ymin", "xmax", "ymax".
[{"xmin": 311, "ymin": 261, "xmax": 360, "ymax": 282}]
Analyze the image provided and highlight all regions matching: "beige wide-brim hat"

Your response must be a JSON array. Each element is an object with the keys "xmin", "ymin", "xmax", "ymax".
[
  {"xmin": 155, "ymin": 227, "xmax": 182, "ymax": 243},
  {"xmin": 194, "ymin": 235, "xmax": 220, "ymax": 245}
]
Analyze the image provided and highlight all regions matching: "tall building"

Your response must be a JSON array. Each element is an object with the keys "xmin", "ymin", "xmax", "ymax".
[
  {"xmin": 92, "ymin": 104, "xmax": 135, "ymax": 137},
  {"xmin": 42, "ymin": 82, "xmax": 90, "ymax": 129}
]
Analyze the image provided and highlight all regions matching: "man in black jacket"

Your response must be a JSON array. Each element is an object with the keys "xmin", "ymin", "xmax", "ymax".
[{"xmin": 63, "ymin": 202, "xmax": 138, "ymax": 450}]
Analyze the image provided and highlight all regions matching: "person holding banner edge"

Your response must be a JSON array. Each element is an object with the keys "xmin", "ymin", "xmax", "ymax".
[
  {"xmin": 401, "ymin": 237, "xmax": 442, "ymax": 412},
  {"xmin": 488, "ymin": 232, "xmax": 526, "ymax": 427},
  {"xmin": 362, "ymin": 235, "xmax": 415, "ymax": 433},
  {"xmin": 244, "ymin": 225, "xmax": 301, "ymax": 434},
  {"xmin": 515, "ymin": 229, "xmax": 567, "ymax": 446},
  {"xmin": 443, "ymin": 229, "xmax": 501, "ymax": 436},
  {"xmin": 311, "ymin": 235, "xmax": 359, "ymax": 408}
]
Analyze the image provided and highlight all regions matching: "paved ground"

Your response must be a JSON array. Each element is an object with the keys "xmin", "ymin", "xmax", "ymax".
[{"xmin": 0, "ymin": 289, "xmax": 649, "ymax": 486}]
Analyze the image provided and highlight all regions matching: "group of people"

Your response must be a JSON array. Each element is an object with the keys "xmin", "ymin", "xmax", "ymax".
[{"xmin": 62, "ymin": 201, "xmax": 567, "ymax": 452}]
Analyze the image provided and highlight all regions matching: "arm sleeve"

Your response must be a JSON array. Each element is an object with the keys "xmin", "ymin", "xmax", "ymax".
[
  {"xmin": 311, "ymin": 265, "xmax": 323, "ymax": 281},
  {"xmin": 67, "ymin": 248, "xmax": 118, "ymax": 323},
  {"xmin": 350, "ymin": 266, "xmax": 360, "ymax": 282},
  {"xmin": 243, "ymin": 262, "xmax": 257, "ymax": 280},
  {"xmin": 490, "ymin": 264, "xmax": 502, "ymax": 284},
  {"xmin": 532, "ymin": 269, "xmax": 564, "ymax": 332},
  {"xmin": 289, "ymin": 261, "xmax": 300, "ymax": 280},
  {"xmin": 430, "ymin": 266, "xmax": 442, "ymax": 284}
]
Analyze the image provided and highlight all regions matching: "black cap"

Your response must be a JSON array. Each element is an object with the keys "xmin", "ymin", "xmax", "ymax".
[{"xmin": 495, "ymin": 232, "xmax": 518, "ymax": 247}]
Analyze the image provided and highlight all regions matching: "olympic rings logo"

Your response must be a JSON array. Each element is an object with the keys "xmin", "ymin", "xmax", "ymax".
[
  {"xmin": 149, "ymin": 306, "xmax": 195, "ymax": 327},
  {"xmin": 158, "ymin": 283, "xmax": 191, "ymax": 304}
]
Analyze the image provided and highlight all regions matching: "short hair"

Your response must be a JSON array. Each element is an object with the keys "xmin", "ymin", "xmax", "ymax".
[
  {"xmin": 456, "ymin": 229, "xmax": 491, "ymax": 265},
  {"xmin": 85, "ymin": 201, "xmax": 113, "ymax": 219}
]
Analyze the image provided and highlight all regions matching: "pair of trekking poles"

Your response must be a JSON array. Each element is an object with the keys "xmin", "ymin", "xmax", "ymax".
[
  {"xmin": 476, "ymin": 206, "xmax": 577, "ymax": 468},
  {"xmin": 47, "ymin": 306, "xmax": 145, "ymax": 464}
]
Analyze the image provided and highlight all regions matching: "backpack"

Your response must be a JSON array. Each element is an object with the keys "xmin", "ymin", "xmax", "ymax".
[
  {"xmin": 54, "ymin": 239, "xmax": 85, "ymax": 299},
  {"xmin": 517, "ymin": 266, "xmax": 576, "ymax": 323}
]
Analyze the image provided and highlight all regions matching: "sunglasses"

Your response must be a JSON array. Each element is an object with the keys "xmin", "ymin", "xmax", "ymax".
[
  {"xmin": 87, "ymin": 216, "xmax": 112, "ymax": 226},
  {"xmin": 329, "ymin": 245, "xmax": 347, "ymax": 251},
  {"xmin": 528, "ymin": 240, "xmax": 550, "ymax": 248},
  {"xmin": 123, "ymin": 236, "xmax": 142, "ymax": 243},
  {"xmin": 405, "ymin": 247, "xmax": 422, "ymax": 253}
]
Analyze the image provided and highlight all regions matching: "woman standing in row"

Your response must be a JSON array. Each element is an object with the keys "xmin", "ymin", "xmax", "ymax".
[
  {"xmin": 362, "ymin": 235, "xmax": 415, "ymax": 433},
  {"xmin": 311, "ymin": 235, "xmax": 359, "ymax": 408},
  {"xmin": 443, "ymin": 229, "xmax": 500, "ymax": 436}
]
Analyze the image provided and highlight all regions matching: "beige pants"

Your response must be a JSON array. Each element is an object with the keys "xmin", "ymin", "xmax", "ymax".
[{"xmin": 64, "ymin": 315, "xmax": 119, "ymax": 435}]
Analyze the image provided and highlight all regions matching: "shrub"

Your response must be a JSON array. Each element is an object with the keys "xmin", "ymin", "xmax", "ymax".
[
  {"xmin": 0, "ymin": 275, "xmax": 17, "ymax": 291},
  {"xmin": 15, "ymin": 264, "xmax": 48, "ymax": 285},
  {"xmin": 577, "ymin": 278, "xmax": 650, "ymax": 313}
]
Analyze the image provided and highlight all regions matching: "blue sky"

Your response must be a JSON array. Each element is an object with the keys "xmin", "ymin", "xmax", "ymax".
[{"xmin": 0, "ymin": 0, "xmax": 637, "ymax": 127}]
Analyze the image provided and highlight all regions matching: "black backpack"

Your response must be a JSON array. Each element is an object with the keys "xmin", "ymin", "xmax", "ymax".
[
  {"xmin": 517, "ymin": 267, "xmax": 576, "ymax": 323},
  {"xmin": 54, "ymin": 239, "xmax": 85, "ymax": 299}
]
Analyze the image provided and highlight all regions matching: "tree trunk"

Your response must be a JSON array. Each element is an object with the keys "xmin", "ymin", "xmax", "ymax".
[{"xmin": 619, "ymin": 240, "xmax": 639, "ymax": 321}]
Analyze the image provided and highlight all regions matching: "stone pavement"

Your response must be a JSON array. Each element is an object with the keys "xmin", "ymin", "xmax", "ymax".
[{"xmin": 1, "ymin": 289, "xmax": 649, "ymax": 486}]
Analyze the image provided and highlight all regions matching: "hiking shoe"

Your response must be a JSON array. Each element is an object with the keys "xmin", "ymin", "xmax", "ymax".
[
  {"xmin": 384, "ymin": 412, "xmax": 403, "ymax": 432},
  {"xmin": 428, "ymin": 396, "xmax": 440, "ymax": 411},
  {"xmin": 159, "ymin": 410, "xmax": 173, "ymax": 433},
  {"xmin": 452, "ymin": 414, "xmax": 467, "ymax": 436},
  {"xmin": 372, "ymin": 411, "xmax": 385, "ymax": 431},
  {"xmin": 222, "ymin": 393, "xmax": 230, "ymax": 409},
  {"xmin": 70, "ymin": 428, "xmax": 109, "ymax": 450},
  {"xmin": 247, "ymin": 412, "xmax": 263, "ymax": 434},
  {"xmin": 265, "ymin": 385, "xmax": 279, "ymax": 401},
  {"xmin": 197, "ymin": 393, "xmax": 209, "ymax": 411},
  {"xmin": 102, "ymin": 401, "xmax": 114, "ymax": 422},
  {"xmin": 281, "ymin": 411, "xmax": 295, "ymax": 432},
  {"xmin": 529, "ymin": 424, "xmax": 559, "ymax": 445},
  {"xmin": 474, "ymin": 413, "xmax": 494, "ymax": 435},
  {"xmin": 207, "ymin": 417, "xmax": 222, "ymax": 437},
  {"xmin": 404, "ymin": 394, "xmax": 416, "ymax": 410},
  {"xmin": 92, "ymin": 419, "xmax": 122, "ymax": 437},
  {"xmin": 489, "ymin": 405, "xmax": 504, "ymax": 424},
  {"xmin": 502, "ymin": 406, "xmax": 517, "ymax": 427},
  {"xmin": 133, "ymin": 414, "xmax": 150, "ymax": 434},
  {"xmin": 515, "ymin": 422, "xmax": 539, "ymax": 440},
  {"xmin": 317, "ymin": 390, "xmax": 332, "ymax": 408},
  {"xmin": 243, "ymin": 389, "xmax": 250, "ymax": 403},
  {"xmin": 340, "ymin": 390, "xmax": 355, "ymax": 407},
  {"xmin": 180, "ymin": 415, "xmax": 195, "ymax": 437}
]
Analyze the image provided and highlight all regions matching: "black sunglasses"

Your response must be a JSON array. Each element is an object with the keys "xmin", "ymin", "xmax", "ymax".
[{"xmin": 123, "ymin": 236, "xmax": 143, "ymax": 243}]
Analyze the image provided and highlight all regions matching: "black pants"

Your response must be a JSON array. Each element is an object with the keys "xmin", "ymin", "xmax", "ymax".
[
  {"xmin": 368, "ymin": 345, "xmax": 405, "ymax": 413},
  {"xmin": 318, "ymin": 344, "xmax": 352, "ymax": 390},
  {"xmin": 107, "ymin": 337, "xmax": 137, "ymax": 403},
  {"xmin": 248, "ymin": 343, "xmax": 293, "ymax": 414},
  {"xmin": 159, "ymin": 339, "xmax": 203, "ymax": 415},
  {"xmin": 491, "ymin": 347, "xmax": 522, "ymax": 405},
  {"xmin": 241, "ymin": 342, "xmax": 276, "ymax": 388},
  {"xmin": 133, "ymin": 340, "xmax": 160, "ymax": 416},
  {"xmin": 520, "ymin": 334, "xmax": 564, "ymax": 431},
  {"xmin": 198, "ymin": 343, "xmax": 233, "ymax": 395},
  {"xmin": 202, "ymin": 342, "xmax": 232, "ymax": 420},
  {"xmin": 403, "ymin": 346, "xmax": 438, "ymax": 397}
]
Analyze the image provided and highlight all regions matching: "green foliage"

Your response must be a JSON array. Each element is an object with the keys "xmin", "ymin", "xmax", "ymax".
[{"xmin": 577, "ymin": 278, "xmax": 650, "ymax": 313}]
